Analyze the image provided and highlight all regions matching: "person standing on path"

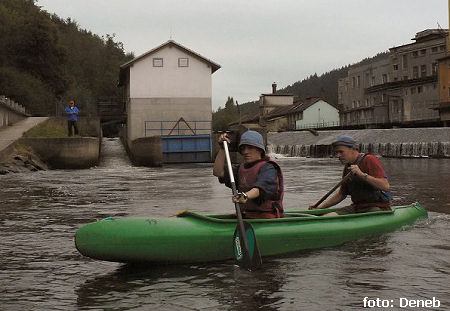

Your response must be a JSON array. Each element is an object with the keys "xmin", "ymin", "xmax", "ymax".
[{"xmin": 65, "ymin": 100, "xmax": 79, "ymax": 137}]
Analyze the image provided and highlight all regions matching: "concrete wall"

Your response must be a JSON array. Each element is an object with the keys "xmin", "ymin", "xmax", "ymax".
[
  {"xmin": 0, "ymin": 96, "xmax": 28, "ymax": 128},
  {"xmin": 19, "ymin": 137, "xmax": 100, "ymax": 169},
  {"xmin": 127, "ymin": 98, "xmax": 211, "ymax": 141},
  {"xmin": 16, "ymin": 117, "xmax": 102, "ymax": 169},
  {"xmin": 129, "ymin": 46, "xmax": 212, "ymax": 98},
  {"xmin": 296, "ymin": 100, "xmax": 340, "ymax": 129}
]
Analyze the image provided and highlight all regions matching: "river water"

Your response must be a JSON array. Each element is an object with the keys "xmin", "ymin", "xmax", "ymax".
[{"xmin": 1, "ymin": 138, "xmax": 449, "ymax": 311}]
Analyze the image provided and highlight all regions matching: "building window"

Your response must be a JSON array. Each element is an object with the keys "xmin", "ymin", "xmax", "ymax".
[
  {"xmin": 420, "ymin": 49, "xmax": 426, "ymax": 56},
  {"xmin": 365, "ymin": 98, "xmax": 369, "ymax": 106},
  {"xmin": 432, "ymin": 62, "xmax": 438, "ymax": 75},
  {"xmin": 402, "ymin": 54, "xmax": 408, "ymax": 69},
  {"xmin": 357, "ymin": 76, "xmax": 361, "ymax": 87},
  {"xmin": 393, "ymin": 100, "xmax": 399, "ymax": 113},
  {"xmin": 412, "ymin": 66, "xmax": 419, "ymax": 78},
  {"xmin": 153, "ymin": 58, "xmax": 163, "ymax": 67},
  {"xmin": 352, "ymin": 77, "xmax": 356, "ymax": 88},
  {"xmin": 412, "ymin": 51, "xmax": 418, "ymax": 58},
  {"xmin": 371, "ymin": 76, "xmax": 375, "ymax": 86},
  {"xmin": 420, "ymin": 65, "xmax": 427, "ymax": 77},
  {"xmin": 418, "ymin": 86, "xmax": 423, "ymax": 93},
  {"xmin": 403, "ymin": 75, "xmax": 408, "ymax": 80},
  {"xmin": 382, "ymin": 94, "xmax": 387, "ymax": 102},
  {"xmin": 431, "ymin": 46, "xmax": 438, "ymax": 53},
  {"xmin": 393, "ymin": 64, "xmax": 399, "ymax": 70},
  {"xmin": 411, "ymin": 87, "xmax": 416, "ymax": 94},
  {"xmin": 440, "ymin": 45, "xmax": 446, "ymax": 51},
  {"xmin": 178, "ymin": 58, "xmax": 189, "ymax": 67},
  {"xmin": 382, "ymin": 74, "xmax": 388, "ymax": 83}
]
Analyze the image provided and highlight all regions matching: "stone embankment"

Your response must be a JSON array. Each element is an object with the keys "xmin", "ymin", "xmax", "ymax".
[
  {"xmin": 268, "ymin": 128, "xmax": 450, "ymax": 158},
  {"xmin": 0, "ymin": 144, "xmax": 48, "ymax": 174}
]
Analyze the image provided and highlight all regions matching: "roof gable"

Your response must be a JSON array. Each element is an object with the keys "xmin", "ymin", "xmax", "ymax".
[{"xmin": 120, "ymin": 40, "xmax": 221, "ymax": 73}]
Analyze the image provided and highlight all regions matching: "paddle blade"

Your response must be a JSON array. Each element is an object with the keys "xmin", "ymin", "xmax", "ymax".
[{"xmin": 233, "ymin": 222, "xmax": 262, "ymax": 271}]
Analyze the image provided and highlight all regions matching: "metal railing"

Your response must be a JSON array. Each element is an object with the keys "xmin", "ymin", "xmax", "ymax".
[
  {"xmin": 144, "ymin": 119, "xmax": 211, "ymax": 136},
  {"xmin": 296, "ymin": 121, "xmax": 340, "ymax": 129},
  {"xmin": 0, "ymin": 95, "xmax": 27, "ymax": 115}
]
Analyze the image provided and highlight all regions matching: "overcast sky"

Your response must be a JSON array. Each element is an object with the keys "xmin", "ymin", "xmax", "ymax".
[{"xmin": 37, "ymin": 0, "xmax": 448, "ymax": 110}]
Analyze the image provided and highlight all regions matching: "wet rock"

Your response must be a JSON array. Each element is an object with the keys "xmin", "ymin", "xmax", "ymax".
[{"xmin": 0, "ymin": 144, "xmax": 48, "ymax": 174}]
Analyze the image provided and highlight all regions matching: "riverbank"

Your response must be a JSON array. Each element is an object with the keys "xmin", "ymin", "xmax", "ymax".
[
  {"xmin": 0, "ymin": 117, "xmax": 101, "ymax": 173},
  {"xmin": 268, "ymin": 128, "xmax": 450, "ymax": 158},
  {"xmin": 0, "ymin": 142, "xmax": 48, "ymax": 174}
]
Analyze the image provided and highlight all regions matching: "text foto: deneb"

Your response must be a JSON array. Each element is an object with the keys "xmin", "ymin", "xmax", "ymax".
[{"xmin": 363, "ymin": 297, "xmax": 441, "ymax": 308}]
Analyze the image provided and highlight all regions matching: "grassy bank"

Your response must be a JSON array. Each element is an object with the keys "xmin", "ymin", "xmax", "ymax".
[{"xmin": 23, "ymin": 117, "xmax": 101, "ymax": 138}]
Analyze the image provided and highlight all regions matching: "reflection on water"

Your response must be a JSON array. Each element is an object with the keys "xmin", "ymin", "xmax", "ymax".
[{"xmin": 0, "ymin": 138, "xmax": 449, "ymax": 310}]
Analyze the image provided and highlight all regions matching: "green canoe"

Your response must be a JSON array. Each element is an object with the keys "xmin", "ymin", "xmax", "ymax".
[{"xmin": 75, "ymin": 202, "xmax": 427, "ymax": 264}]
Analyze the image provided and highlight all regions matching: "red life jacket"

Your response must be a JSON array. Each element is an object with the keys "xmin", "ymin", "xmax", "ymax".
[
  {"xmin": 343, "ymin": 153, "xmax": 391, "ymax": 207},
  {"xmin": 237, "ymin": 158, "xmax": 284, "ymax": 218}
]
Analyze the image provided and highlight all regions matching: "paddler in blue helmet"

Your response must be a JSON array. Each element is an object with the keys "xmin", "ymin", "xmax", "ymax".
[{"xmin": 213, "ymin": 130, "xmax": 284, "ymax": 218}]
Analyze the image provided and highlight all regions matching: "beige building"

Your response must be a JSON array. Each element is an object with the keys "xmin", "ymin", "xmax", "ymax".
[
  {"xmin": 259, "ymin": 83, "xmax": 294, "ymax": 127},
  {"xmin": 437, "ymin": 3, "xmax": 450, "ymax": 125},
  {"xmin": 119, "ymin": 40, "xmax": 220, "ymax": 142},
  {"xmin": 339, "ymin": 29, "xmax": 448, "ymax": 127}
]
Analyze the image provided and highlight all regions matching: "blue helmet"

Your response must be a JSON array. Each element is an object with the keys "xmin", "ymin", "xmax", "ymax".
[{"xmin": 238, "ymin": 130, "xmax": 265, "ymax": 153}]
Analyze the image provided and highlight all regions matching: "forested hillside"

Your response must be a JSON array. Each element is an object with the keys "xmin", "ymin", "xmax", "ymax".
[{"xmin": 0, "ymin": 0, "xmax": 133, "ymax": 115}]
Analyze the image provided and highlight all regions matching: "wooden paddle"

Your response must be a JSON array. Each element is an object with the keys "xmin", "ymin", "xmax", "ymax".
[
  {"xmin": 311, "ymin": 153, "xmax": 369, "ymax": 209},
  {"xmin": 310, "ymin": 170, "xmax": 354, "ymax": 209},
  {"xmin": 222, "ymin": 140, "xmax": 262, "ymax": 271}
]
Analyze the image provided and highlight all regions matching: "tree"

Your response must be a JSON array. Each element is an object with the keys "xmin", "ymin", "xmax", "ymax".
[
  {"xmin": 0, "ymin": 0, "xmax": 132, "ymax": 116},
  {"xmin": 212, "ymin": 97, "xmax": 239, "ymax": 131}
]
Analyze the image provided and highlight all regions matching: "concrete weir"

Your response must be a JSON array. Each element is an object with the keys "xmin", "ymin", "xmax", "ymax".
[
  {"xmin": 0, "ymin": 117, "xmax": 103, "ymax": 170},
  {"xmin": 127, "ymin": 136, "xmax": 163, "ymax": 167},
  {"xmin": 267, "ymin": 128, "xmax": 450, "ymax": 158},
  {"xmin": 19, "ymin": 137, "xmax": 100, "ymax": 169}
]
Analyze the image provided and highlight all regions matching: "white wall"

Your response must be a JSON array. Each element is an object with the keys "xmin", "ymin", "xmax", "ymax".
[
  {"xmin": 129, "ymin": 46, "xmax": 212, "ymax": 98},
  {"xmin": 296, "ymin": 100, "xmax": 340, "ymax": 129},
  {"xmin": 127, "ymin": 98, "xmax": 212, "ymax": 141},
  {"xmin": 126, "ymin": 44, "xmax": 217, "ymax": 141}
]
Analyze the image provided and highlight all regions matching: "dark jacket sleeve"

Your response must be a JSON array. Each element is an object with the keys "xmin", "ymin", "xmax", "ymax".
[
  {"xmin": 253, "ymin": 163, "xmax": 279, "ymax": 200},
  {"xmin": 218, "ymin": 164, "xmax": 239, "ymax": 189}
]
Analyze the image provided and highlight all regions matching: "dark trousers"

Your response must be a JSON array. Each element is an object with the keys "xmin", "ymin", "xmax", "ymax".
[{"xmin": 68, "ymin": 121, "xmax": 79, "ymax": 136}]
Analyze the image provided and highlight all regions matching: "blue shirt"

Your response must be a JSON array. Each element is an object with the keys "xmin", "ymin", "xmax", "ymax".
[{"xmin": 65, "ymin": 106, "xmax": 80, "ymax": 121}]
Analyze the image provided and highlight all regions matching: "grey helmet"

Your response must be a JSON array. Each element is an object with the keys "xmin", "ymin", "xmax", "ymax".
[{"xmin": 238, "ymin": 130, "xmax": 265, "ymax": 154}]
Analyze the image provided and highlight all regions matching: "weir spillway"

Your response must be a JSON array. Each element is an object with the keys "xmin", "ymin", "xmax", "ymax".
[{"xmin": 267, "ymin": 128, "xmax": 450, "ymax": 158}]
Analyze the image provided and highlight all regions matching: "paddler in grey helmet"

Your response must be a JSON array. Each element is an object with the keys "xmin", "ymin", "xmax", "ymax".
[{"xmin": 213, "ymin": 130, "xmax": 284, "ymax": 219}]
